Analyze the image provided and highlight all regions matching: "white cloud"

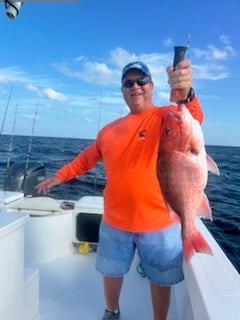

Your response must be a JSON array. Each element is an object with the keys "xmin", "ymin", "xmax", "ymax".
[
  {"xmin": 0, "ymin": 74, "xmax": 8, "ymax": 83},
  {"xmin": 208, "ymin": 45, "xmax": 229, "ymax": 60},
  {"xmin": 193, "ymin": 63, "xmax": 229, "ymax": 80},
  {"xmin": 192, "ymin": 35, "xmax": 235, "ymax": 62},
  {"xmin": 0, "ymin": 67, "xmax": 53, "ymax": 87},
  {"xmin": 26, "ymin": 84, "xmax": 67, "ymax": 101},
  {"xmin": 53, "ymin": 64, "xmax": 82, "ymax": 79},
  {"xmin": 109, "ymin": 47, "xmax": 138, "ymax": 68},
  {"xmin": 190, "ymin": 35, "xmax": 235, "ymax": 81},
  {"xmin": 0, "ymin": 67, "xmax": 26, "ymax": 84},
  {"xmin": 52, "ymin": 40, "xmax": 235, "ymax": 90},
  {"xmin": 75, "ymin": 55, "xmax": 85, "ymax": 62},
  {"xmin": 83, "ymin": 62, "xmax": 114, "ymax": 85},
  {"xmin": 193, "ymin": 46, "xmax": 229, "ymax": 61},
  {"xmin": 157, "ymin": 91, "xmax": 170, "ymax": 101},
  {"xmin": 53, "ymin": 47, "xmax": 171, "ymax": 90},
  {"xmin": 1, "ymin": 37, "xmax": 235, "ymax": 112},
  {"xmin": 54, "ymin": 59, "xmax": 117, "ymax": 86},
  {"xmin": 42, "ymin": 88, "xmax": 68, "ymax": 101},
  {"xmin": 26, "ymin": 84, "xmax": 41, "ymax": 96}
]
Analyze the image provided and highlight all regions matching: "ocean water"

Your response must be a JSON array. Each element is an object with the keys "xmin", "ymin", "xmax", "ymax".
[{"xmin": 0, "ymin": 134, "xmax": 239, "ymax": 273}]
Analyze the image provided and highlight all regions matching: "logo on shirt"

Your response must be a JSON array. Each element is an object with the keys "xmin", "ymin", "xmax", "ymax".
[{"xmin": 138, "ymin": 129, "xmax": 146, "ymax": 140}]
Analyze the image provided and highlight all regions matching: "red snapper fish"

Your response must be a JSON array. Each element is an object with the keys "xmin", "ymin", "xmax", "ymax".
[{"xmin": 157, "ymin": 104, "xmax": 220, "ymax": 262}]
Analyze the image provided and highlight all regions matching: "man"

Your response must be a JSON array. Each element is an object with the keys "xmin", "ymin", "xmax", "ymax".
[{"xmin": 36, "ymin": 60, "xmax": 203, "ymax": 320}]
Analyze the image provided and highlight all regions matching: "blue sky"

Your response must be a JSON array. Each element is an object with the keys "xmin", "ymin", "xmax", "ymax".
[{"xmin": 0, "ymin": 0, "xmax": 239, "ymax": 146}]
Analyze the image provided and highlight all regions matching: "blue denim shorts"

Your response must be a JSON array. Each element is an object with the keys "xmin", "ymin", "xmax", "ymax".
[{"xmin": 95, "ymin": 220, "xmax": 184, "ymax": 286}]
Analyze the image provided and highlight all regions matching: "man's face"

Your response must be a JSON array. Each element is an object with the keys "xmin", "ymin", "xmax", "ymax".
[{"xmin": 121, "ymin": 70, "xmax": 154, "ymax": 114}]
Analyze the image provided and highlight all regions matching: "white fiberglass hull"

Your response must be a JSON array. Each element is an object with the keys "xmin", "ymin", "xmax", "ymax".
[{"xmin": 0, "ymin": 191, "xmax": 239, "ymax": 320}]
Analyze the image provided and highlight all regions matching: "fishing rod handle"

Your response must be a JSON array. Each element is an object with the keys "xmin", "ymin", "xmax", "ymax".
[
  {"xmin": 173, "ymin": 46, "xmax": 188, "ymax": 70},
  {"xmin": 170, "ymin": 46, "xmax": 188, "ymax": 102}
]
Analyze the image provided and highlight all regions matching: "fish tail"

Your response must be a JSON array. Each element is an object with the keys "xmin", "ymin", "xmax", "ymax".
[{"xmin": 183, "ymin": 230, "xmax": 213, "ymax": 262}]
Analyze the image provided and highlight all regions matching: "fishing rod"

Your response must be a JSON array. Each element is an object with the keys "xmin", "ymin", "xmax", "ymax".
[
  {"xmin": 3, "ymin": 103, "xmax": 18, "ymax": 185},
  {"xmin": 0, "ymin": 85, "xmax": 14, "ymax": 190},
  {"xmin": 0, "ymin": 84, "xmax": 14, "ymax": 139},
  {"xmin": 170, "ymin": 34, "xmax": 192, "ymax": 103},
  {"xmin": 18, "ymin": 104, "xmax": 39, "ymax": 195},
  {"xmin": 25, "ymin": 104, "xmax": 38, "ymax": 172}
]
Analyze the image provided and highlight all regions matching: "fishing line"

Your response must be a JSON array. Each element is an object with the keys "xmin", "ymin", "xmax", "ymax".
[{"xmin": 186, "ymin": 33, "xmax": 191, "ymax": 60}]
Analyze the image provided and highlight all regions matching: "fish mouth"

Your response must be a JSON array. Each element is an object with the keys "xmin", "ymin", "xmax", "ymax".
[
  {"xmin": 165, "ymin": 108, "xmax": 184, "ymax": 124},
  {"xmin": 162, "ymin": 104, "xmax": 190, "ymax": 137},
  {"xmin": 168, "ymin": 110, "xmax": 182, "ymax": 121},
  {"xmin": 166, "ymin": 104, "xmax": 189, "ymax": 122}
]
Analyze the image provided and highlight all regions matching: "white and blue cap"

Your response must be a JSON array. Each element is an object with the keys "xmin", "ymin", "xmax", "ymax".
[{"xmin": 121, "ymin": 61, "xmax": 151, "ymax": 81}]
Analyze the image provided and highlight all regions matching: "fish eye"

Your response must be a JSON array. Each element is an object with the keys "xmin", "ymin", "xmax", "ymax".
[
  {"xmin": 191, "ymin": 148, "xmax": 199, "ymax": 155},
  {"xmin": 165, "ymin": 127, "xmax": 172, "ymax": 135}
]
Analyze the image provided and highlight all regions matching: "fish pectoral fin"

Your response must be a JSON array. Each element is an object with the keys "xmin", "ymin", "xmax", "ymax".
[
  {"xmin": 206, "ymin": 155, "xmax": 220, "ymax": 176},
  {"xmin": 183, "ymin": 230, "xmax": 213, "ymax": 263},
  {"xmin": 197, "ymin": 193, "xmax": 213, "ymax": 221}
]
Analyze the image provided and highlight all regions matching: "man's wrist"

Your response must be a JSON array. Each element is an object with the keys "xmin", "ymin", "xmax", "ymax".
[{"xmin": 178, "ymin": 87, "xmax": 195, "ymax": 104}]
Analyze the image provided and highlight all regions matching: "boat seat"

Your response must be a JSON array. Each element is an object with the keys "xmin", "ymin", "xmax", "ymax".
[{"xmin": 8, "ymin": 196, "xmax": 62, "ymax": 216}]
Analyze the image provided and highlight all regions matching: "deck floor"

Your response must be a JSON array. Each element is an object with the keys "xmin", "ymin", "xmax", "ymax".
[{"xmin": 38, "ymin": 251, "xmax": 153, "ymax": 320}]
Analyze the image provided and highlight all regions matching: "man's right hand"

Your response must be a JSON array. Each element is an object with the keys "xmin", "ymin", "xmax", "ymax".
[{"xmin": 35, "ymin": 175, "xmax": 61, "ymax": 194}]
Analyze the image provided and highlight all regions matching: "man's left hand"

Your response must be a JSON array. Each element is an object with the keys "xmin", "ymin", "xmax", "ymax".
[{"xmin": 167, "ymin": 60, "xmax": 192, "ymax": 100}]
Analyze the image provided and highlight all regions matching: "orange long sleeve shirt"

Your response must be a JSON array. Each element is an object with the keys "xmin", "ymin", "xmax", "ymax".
[{"xmin": 57, "ymin": 97, "xmax": 203, "ymax": 232}]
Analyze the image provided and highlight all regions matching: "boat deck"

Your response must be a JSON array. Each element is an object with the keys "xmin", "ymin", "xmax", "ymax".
[
  {"xmin": 1, "ymin": 192, "xmax": 240, "ymax": 320},
  {"xmin": 38, "ymin": 250, "xmax": 153, "ymax": 320}
]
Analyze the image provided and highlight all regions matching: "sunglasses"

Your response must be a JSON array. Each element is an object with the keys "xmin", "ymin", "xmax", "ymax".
[{"xmin": 122, "ymin": 77, "xmax": 151, "ymax": 88}]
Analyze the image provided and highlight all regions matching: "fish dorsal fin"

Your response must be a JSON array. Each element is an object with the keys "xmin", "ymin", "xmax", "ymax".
[{"xmin": 207, "ymin": 155, "xmax": 220, "ymax": 175}]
